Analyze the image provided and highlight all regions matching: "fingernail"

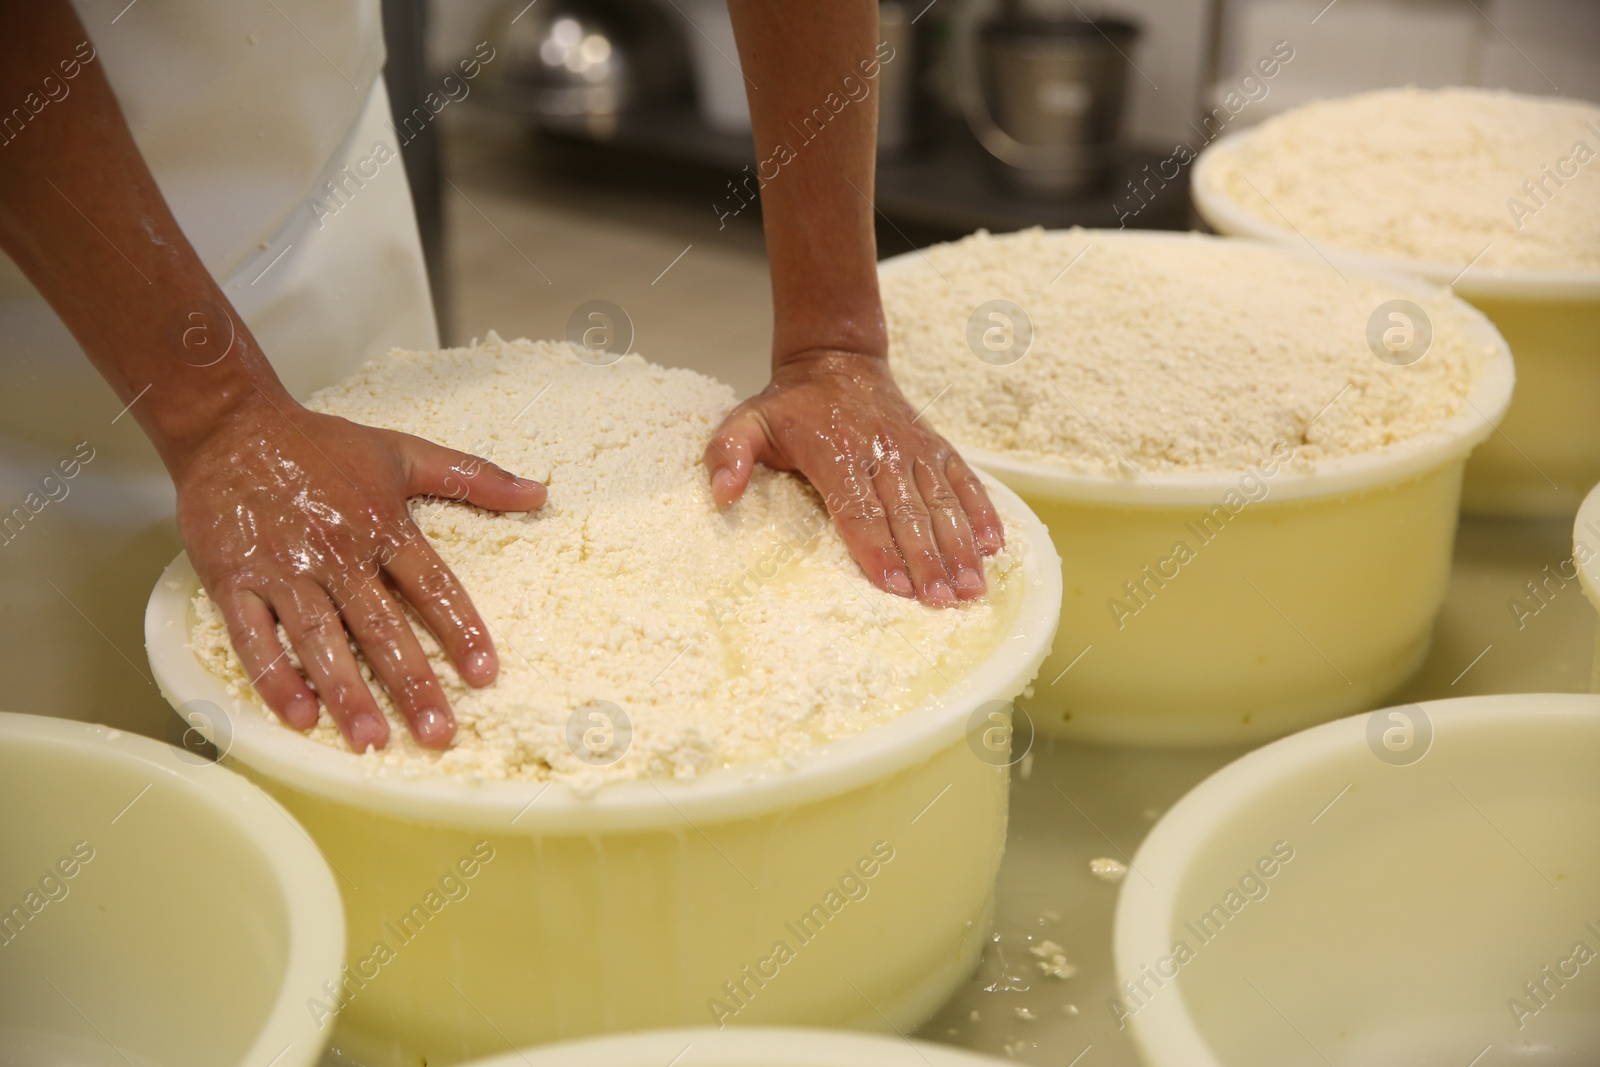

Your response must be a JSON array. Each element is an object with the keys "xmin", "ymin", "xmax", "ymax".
[
  {"xmin": 955, "ymin": 568, "xmax": 986, "ymax": 596},
  {"xmin": 926, "ymin": 579, "xmax": 956, "ymax": 607},
  {"xmin": 886, "ymin": 570, "xmax": 914, "ymax": 596},
  {"xmin": 711, "ymin": 468, "xmax": 738, "ymax": 500},
  {"xmin": 465, "ymin": 648, "xmax": 496, "ymax": 684},
  {"xmin": 413, "ymin": 707, "xmax": 454, "ymax": 747},
  {"xmin": 513, "ymin": 476, "xmax": 544, "ymax": 491},
  {"xmin": 349, "ymin": 713, "xmax": 388, "ymax": 753},
  {"xmin": 977, "ymin": 528, "xmax": 1004, "ymax": 554},
  {"xmin": 288, "ymin": 694, "xmax": 320, "ymax": 729}
]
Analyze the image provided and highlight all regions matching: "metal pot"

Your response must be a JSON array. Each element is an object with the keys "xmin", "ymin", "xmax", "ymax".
[
  {"xmin": 967, "ymin": 12, "xmax": 1140, "ymax": 198},
  {"xmin": 481, "ymin": 0, "xmax": 689, "ymax": 128}
]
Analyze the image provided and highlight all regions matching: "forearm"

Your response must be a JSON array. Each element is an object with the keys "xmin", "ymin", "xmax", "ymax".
[
  {"xmin": 0, "ymin": 1, "xmax": 292, "ymax": 474},
  {"xmin": 727, "ymin": 0, "xmax": 888, "ymax": 367}
]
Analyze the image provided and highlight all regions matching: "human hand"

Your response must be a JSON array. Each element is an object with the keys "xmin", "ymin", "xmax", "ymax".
[
  {"xmin": 173, "ymin": 394, "xmax": 546, "ymax": 752},
  {"xmin": 704, "ymin": 351, "xmax": 1005, "ymax": 607}
]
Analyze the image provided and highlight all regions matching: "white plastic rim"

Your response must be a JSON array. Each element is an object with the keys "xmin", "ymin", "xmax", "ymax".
[
  {"xmin": 1193, "ymin": 129, "xmax": 1600, "ymax": 303},
  {"xmin": 144, "ymin": 474, "xmax": 1061, "ymax": 833},
  {"xmin": 879, "ymin": 229, "xmax": 1516, "ymax": 506},
  {"xmin": 1111, "ymin": 692, "xmax": 1600, "ymax": 1066},
  {"xmin": 0, "ymin": 712, "xmax": 344, "ymax": 1067},
  {"xmin": 455, "ymin": 1027, "xmax": 1014, "ymax": 1066},
  {"xmin": 1575, "ymin": 483, "xmax": 1600, "ymax": 686},
  {"xmin": 1576, "ymin": 480, "xmax": 1600, "ymax": 609}
]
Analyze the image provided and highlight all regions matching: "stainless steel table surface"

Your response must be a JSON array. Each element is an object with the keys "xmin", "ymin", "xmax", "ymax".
[
  {"xmin": 306, "ymin": 513, "xmax": 1591, "ymax": 1066},
  {"xmin": 918, "ymin": 513, "xmax": 1593, "ymax": 1064}
]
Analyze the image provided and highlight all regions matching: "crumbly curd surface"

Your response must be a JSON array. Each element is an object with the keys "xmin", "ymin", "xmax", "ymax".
[
  {"xmin": 1201, "ymin": 87, "xmax": 1600, "ymax": 273},
  {"xmin": 885, "ymin": 228, "xmax": 1488, "ymax": 474},
  {"xmin": 188, "ymin": 335, "xmax": 1024, "ymax": 787}
]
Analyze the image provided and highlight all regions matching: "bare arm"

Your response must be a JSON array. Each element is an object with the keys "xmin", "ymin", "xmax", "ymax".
[
  {"xmin": 0, "ymin": 1, "xmax": 545, "ymax": 750},
  {"xmin": 709, "ymin": 1, "xmax": 1004, "ymax": 606}
]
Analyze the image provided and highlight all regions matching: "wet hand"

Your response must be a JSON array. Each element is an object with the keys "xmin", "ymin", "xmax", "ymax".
[
  {"xmin": 704, "ymin": 351, "xmax": 1004, "ymax": 607},
  {"xmin": 172, "ymin": 396, "xmax": 546, "ymax": 752}
]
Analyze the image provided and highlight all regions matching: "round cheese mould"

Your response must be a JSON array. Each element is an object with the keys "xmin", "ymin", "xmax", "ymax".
[
  {"xmin": 143, "ymin": 475, "xmax": 1061, "ymax": 1067},
  {"xmin": 882, "ymin": 230, "xmax": 1515, "ymax": 746},
  {"xmin": 454, "ymin": 1027, "xmax": 1017, "ymax": 1067},
  {"xmin": 1573, "ymin": 481, "xmax": 1600, "ymax": 692},
  {"xmin": 1113, "ymin": 693, "xmax": 1600, "ymax": 1066},
  {"xmin": 0, "ymin": 712, "xmax": 344, "ymax": 1067},
  {"xmin": 1194, "ymin": 129, "xmax": 1600, "ymax": 519}
]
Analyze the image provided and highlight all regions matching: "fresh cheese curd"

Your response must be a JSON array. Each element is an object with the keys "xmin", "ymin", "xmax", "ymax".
[
  {"xmin": 885, "ymin": 227, "xmax": 1483, "ymax": 472},
  {"xmin": 1199, "ymin": 87, "xmax": 1600, "ymax": 273},
  {"xmin": 877, "ymin": 228, "xmax": 1512, "ymax": 745},
  {"xmin": 187, "ymin": 335, "xmax": 1024, "ymax": 786},
  {"xmin": 1195, "ymin": 88, "xmax": 1600, "ymax": 518}
]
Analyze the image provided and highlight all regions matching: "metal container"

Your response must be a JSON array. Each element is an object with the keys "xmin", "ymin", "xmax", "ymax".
[
  {"xmin": 481, "ymin": 0, "xmax": 689, "ymax": 130},
  {"xmin": 969, "ymin": 13, "xmax": 1140, "ymax": 197},
  {"xmin": 877, "ymin": 1, "xmax": 915, "ymax": 156},
  {"xmin": 679, "ymin": 0, "xmax": 749, "ymax": 132}
]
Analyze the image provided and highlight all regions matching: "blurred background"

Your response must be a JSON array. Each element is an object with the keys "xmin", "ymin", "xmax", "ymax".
[{"xmin": 391, "ymin": 0, "xmax": 1599, "ymax": 395}]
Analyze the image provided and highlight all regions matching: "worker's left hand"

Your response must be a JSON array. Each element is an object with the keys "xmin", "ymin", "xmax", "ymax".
[{"xmin": 704, "ymin": 350, "xmax": 1005, "ymax": 607}]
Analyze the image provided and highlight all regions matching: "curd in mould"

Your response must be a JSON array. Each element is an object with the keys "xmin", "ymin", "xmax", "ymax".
[
  {"xmin": 881, "ymin": 229, "xmax": 1513, "ymax": 744},
  {"xmin": 187, "ymin": 335, "xmax": 1027, "ymax": 785}
]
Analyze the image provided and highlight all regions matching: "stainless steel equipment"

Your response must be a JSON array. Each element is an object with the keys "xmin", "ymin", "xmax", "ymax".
[
  {"xmin": 481, "ymin": 0, "xmax": 689, "ymax": 133},
  {"xmin": 966, "ymin": 8, "xmax": 1140, "ymax": 198},
  {"xmin": 877, "ymin": 0, "xmax": 915, "ymax": 157}
]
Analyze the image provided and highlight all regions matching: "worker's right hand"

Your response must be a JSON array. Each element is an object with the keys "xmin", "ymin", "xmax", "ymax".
[
  {"xmin": 171, "ymin": 394, "xmax": 547, "ymax": 752},
  {"xmin": 705, "ymin": 350, "xmax": 1004, "ymax": 607}
]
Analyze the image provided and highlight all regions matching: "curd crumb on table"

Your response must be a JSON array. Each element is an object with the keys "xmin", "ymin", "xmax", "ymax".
[
  {"xmin": 1089, "ymin": 857, "xmax": 1129, "ymax": 882},
  {"xmin": 1029, "ymin": 939, "xmax": 1077, "ymax": 979}
]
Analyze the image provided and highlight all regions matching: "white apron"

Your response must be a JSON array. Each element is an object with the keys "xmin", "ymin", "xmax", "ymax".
[{"xmin": 0, "ymin": 0, "xmax": 438, "ymax": 735}]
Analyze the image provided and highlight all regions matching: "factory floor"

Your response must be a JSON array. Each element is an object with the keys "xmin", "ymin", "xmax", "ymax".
[{"xmin": 438, "ymin": 113, "xmax": 776, "ymax": 400}]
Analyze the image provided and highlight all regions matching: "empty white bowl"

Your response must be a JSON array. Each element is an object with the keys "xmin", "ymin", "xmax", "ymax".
[
  {"xmin": 456, "ymin": 1027, "xmax": 1014, "ymax": 1066},
  {"xmin": 0, "ymin": 712, "xmax": 343, "ymax": 1067},
  {"xmin": 1113, "ymin": 693, "xmax": 1600, "ymax": 1066}
]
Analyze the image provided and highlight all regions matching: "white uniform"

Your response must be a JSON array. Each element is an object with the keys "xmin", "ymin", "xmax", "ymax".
[{"xmin": 0, "ymin": 0, "xmax": 437, "ymax": 735}]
